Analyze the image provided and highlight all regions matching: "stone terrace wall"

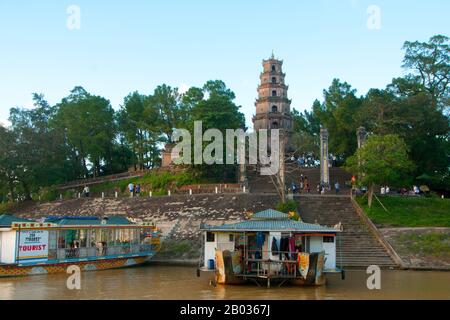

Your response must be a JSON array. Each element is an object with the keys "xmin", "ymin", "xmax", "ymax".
[{"xmin": 11, "ymin": 194, "xmax": 280, "ymax": 260}]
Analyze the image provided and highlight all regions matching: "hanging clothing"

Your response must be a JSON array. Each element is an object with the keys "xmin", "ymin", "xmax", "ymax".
[
  {"xmin": 289, "ymin": 237, "xmax": 296, "ymax": 259},
  {"xmin": 271, "ymin": 237, "xmax": 279, "ymax": 256},
  {"xmin": 280, "ymin": 237, "xmax": 290, "ymax": 260},
  {"xmin": 256, "ymin": 232, "xmax": 265, "ymax": 248},
  {"xmin": 298, "ymin": 253, "xmax": 310, "ymax": 279}
]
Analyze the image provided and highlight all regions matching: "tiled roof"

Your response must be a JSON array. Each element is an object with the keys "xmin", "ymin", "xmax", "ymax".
[
  {"xmin": 251, "ymin": 209, "xmax": 290, "ymax": 220},
  {"xmin": 0, "ymin": 214, "xmax": 33, "ymax": 227},
  {"xmin": 201, "ymin": 219, "xmax": 338, "ymax": 233},
  {"xmin": 44, "ymin": 216, "xmax": 133, "ymax": 226}
]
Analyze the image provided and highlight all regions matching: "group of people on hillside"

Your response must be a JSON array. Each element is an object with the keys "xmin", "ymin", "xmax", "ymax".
[
  {"xmin": 288, "ymin": 153, "xmax": 338, "ymax": 168},
  {"xmin": 289, "ymin": 154, "xmax": 320, "ymax": 168},
  {"xmin": 127, "ymin": 182, "xmax": 141, "ymax": 197},
  {"xmin": 290, "ymin": 174, "xmax": 311, "ymax": 194},
  {"xmin": 289, "ymin": 175, "xmax": 341, "ymax": 196}
]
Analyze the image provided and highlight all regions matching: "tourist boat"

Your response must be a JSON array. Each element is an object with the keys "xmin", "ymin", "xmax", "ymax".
[
  {"xmin": 198, "ymin": 209, "xmax": 344, "ymax": 287},
  {"xmin": 0, "ymin": 214, "xmax": 162, "ymax": 277}
]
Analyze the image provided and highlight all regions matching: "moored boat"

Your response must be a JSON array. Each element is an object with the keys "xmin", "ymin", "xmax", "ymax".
[
  {"xmin": 0, "ymin": 214, "xmax": 162, "ymax": 277},
  {"xmin": 198, "ymin": 209, "xmax": 344, "ymax": 287}
]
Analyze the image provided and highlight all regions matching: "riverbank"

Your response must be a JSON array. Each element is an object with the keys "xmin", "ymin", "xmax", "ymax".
[
  {"xmin": 380, "ymin": 227, "xmax": 450, "ymax": 271},
  {"xmin": 356, "ymin": 196, "xmax": 450, "ymax": 227},
  {"xmin": 6, "ymin": 194, "xmax": 450, "ymax": 271}
]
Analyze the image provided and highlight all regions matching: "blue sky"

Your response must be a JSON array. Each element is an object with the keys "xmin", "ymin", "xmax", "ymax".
[{"xmin": 0, "ymin": 0, "xmax": 449, "ymax": 129}]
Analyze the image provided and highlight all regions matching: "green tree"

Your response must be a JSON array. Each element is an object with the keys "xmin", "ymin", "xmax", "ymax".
[
  {"xmin": 0, "ymin": 125, "xmax": 18, "ymax": 201},
  {"xmin": 8, "ymin": 94, "xmax": 75, "ymax": 199},
  {"xmin": 187, "ymin": 81, "xmax": 246, "ymax": 180},
  {"xmin": 117, "ymin": 91, "xmax": 162, "ymax": 170},
  {"xmin": 346, "ymin": 134, "xmax": 414, "ymax": 207},
  {"xmin": 150, "ymin": 84, "xmax": 190, "ymax": 143},
  {"xmin": 54, "ymin": 87, "xmax": 116, "ymax": 177},
  {"xmin": 402, "ymin": 35, "xmax": 450, "ymax": 110}
]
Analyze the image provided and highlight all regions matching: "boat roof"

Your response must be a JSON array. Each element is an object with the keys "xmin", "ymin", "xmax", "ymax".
[
  {"xmin": 201, "ymin": 209, "xmax": 339, "ymax": 233},
  {"xmin": 44, "ymin": 216, "xmax": 133, "ymax": 226},
  {"xmin": 251, "ymin": 209, "xmax": 290, "ymax": 220},
  {"xmin": 0, "ymin": 214, "xmax": 34, "ymax": 227}
]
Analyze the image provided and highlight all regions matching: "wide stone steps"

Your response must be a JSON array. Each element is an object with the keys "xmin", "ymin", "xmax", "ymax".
[
  {"xmin": 296, "ymin": 195, "xmax": 398, "ymax": 268},
  {"xmin": 247, "ymin": 167, "xmax": 398, "ymax": 268},
  {"xmin": 248, "ymin": 166, "xmax": 352, "ymax": 194}
]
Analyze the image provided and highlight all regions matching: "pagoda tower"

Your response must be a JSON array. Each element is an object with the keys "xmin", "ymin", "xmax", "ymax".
[{"xmin": 253, "ymin": 53, "xmax": 293, "ymax": 137}]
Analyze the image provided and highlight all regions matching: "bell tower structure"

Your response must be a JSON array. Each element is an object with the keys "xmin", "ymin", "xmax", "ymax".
[{"xmin": 253, "ymin": 54, "xmax": 293, "ymax": 135}]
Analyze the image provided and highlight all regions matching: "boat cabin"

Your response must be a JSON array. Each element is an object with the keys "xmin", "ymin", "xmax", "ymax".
[
  {"xmin": 0, "ymin": 214, "xmax": 161, "ymax": 265},
  {"xmin": 199, "ymin": 209, "xmax": 342, "ymax": 286}
]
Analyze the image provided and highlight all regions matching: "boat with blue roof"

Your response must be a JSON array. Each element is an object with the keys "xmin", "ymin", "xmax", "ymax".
[
  {"xmin": 198, "ymin": 209, "xmax": 344, "ymax": 287},
  {"xmin": 0, "ymin": 214, "xmax": 162, "ymax": 277}
]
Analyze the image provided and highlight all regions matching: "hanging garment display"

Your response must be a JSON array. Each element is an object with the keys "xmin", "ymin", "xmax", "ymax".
[
  {"xmin": 289, "ymin": 237, "xmax": 296, "ymax": 259},
  {"xmin": 280, "ymin": 237, "xmax": 290, "ymax": 260},
  {"xmin": 271, "ymin": 237, "xmax": 279, "ymax": 256},
  {"xmin": 298, "ymin": 252, "xmax": 310, "ymax": 279},
  {"xmin": 256, "ymin": 232, "xmax": 265, "ymax": 247}
]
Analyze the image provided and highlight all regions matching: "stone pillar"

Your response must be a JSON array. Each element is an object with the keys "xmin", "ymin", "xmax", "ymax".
[
  {"xmin": 239, "ymin": 154, "xmax": 246, "ymax": 186},
  {"xmin": 357, "ymin": 127, "xmax": 367, "ymax": 149},
  {"xmin": 356, "ymin": 127, "xmax": 367, "ymax": 182},
  {"xmin": 320, "ymin": 128, "xmax": 330, "ymax": 188}
]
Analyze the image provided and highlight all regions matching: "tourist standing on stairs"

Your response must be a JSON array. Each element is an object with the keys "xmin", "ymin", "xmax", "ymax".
[
  {"xmin": 321, "ymin": 184, "xmax": 326, "ymax": 195},
  {"xmin": 128, "ymin": 182, "xmax": 134, "ymax": 197},
  {"xmin": 335, "ymin": 182, "xmax": 340, "ymax": 194},
  {"xmin": 136, "ymin": 184, "xmax": 141, "ymax": 197}
]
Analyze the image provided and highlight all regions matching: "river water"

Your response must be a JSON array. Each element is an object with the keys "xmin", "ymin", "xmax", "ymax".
[{"xmin": 0, "ymin": 265, "xmax": 448, "ymax": 300}]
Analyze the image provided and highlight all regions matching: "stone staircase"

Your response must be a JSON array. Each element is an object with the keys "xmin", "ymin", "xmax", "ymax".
[
  {"xmin": 296, "ymin": 195, "xmax": 398, "ymax": 268},
  {"xmin": 247, "ymin": 165, "xmax": 352, "ymax": 194}
]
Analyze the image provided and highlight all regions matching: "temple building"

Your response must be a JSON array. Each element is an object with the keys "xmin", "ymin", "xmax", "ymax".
[{"xmin": 252, "ymin": 54, "xmax": 293, "ymax": 136}]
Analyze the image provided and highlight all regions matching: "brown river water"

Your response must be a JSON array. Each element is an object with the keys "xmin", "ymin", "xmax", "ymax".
[{"xmin": 0, "ymin": 265, "xmax": 448, "ymax": 300}]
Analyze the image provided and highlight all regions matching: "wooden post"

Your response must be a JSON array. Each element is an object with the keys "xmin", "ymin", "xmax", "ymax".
[
  {"xmin": 215, "ymin": 187, "xmax": 218, "ymax": 194},
  {"xmin": 101, "ymin": 192, "xmax": 105, "ymax": 199},
  {"xmin": 149, "ymin": 191, "xmax": 152, "ymax": 197},
  {"xmin": 168, "ymin": 190, "xmax": 171, "ymax": 196},
  {"xmin": 189, "ymin": 189, "xmax": 192, "ymax": 196},
  {"xmin": 115, "ymin": 191, "xmax": 118, "ymax": 198}
]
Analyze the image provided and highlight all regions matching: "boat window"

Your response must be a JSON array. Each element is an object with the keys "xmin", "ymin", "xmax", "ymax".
[
  {"xmin": 323, "ymin": 236, "xmax": 334, "ymax": 243},
  {"xmin": 58, "ymin": 230, "xmax": 67, "ymax": 248},
  {"xmin": 206, "ymin": 232, "xmax": 215, "ymax": 242},
  {"xmin": 89, "ymin": 229, "xmax": 97, "ymax": 247}
]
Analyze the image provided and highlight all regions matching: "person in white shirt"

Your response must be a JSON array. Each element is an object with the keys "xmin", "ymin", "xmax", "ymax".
[
  {"xmin": 83, "ymin": 186, "xmax": 90, "ymax": 197},
  {"xmin": 128, "ymin": 182, "xmax": 134, "ymax": 197},
  {"xmin": 381, "ymin": 187, "xmax": 386, "ymax": 195}
]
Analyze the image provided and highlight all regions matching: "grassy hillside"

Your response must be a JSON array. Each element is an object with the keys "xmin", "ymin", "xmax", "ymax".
[
  {"xmin": 357, "ymin": 196, "xmax": 450, "ymax": 227},
  {"xmin": 35, "ymin": 170, "xmax": 204, "ymax": 201}
]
